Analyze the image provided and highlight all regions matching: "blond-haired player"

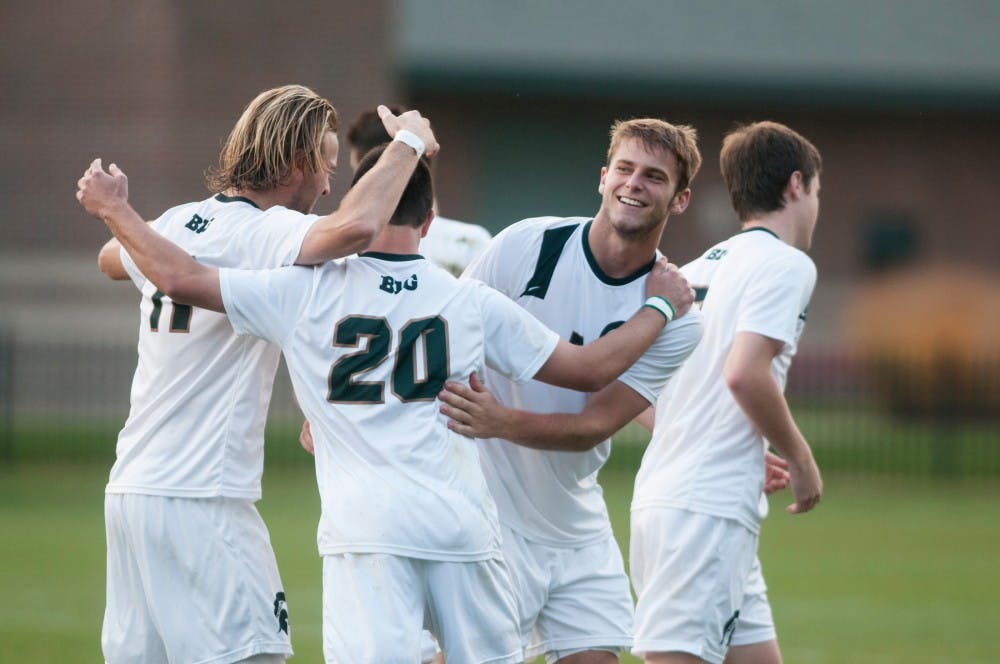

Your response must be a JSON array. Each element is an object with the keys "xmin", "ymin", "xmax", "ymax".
[{"xmin": 86, "ymin": 85, "xmax": 437, "ymax": 664}]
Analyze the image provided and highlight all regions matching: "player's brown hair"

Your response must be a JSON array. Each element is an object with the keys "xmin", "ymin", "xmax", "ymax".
[
  {"xmin": 720, "ymin": 121, "xmax": 822, "ymax": 222},
  {"xmin": 606, "ymin": 118, "xmax": 702, "ymax": 193},
  {"xmin": 346, "ymin": 104, "xmax": 407, "ymax": 159},
  {"xmin": 351, "ymin": 144, "xmax": 433, "ymax": 228},
  {"xmin": 206, "ymin": 85, "xmax": 339, "ymax": 193}
]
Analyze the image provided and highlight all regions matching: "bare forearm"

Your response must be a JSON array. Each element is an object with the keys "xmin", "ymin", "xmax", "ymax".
[
  {"xmin": 296, "ymin": 141, "xmax": 420, "ymax": 264},
  {"xmin": 537, "ymin": 307, "xmax": 664, "ymax": 392},
  {"xmin": 490, "ymin": 408, "xmax": 610, "ymax": 451},
  {"xmin": 98, "ymin": 199, "xmax": 222, "ymax": 311},
  {"xmin": 584, "ymin": 307, "xmax": 665, "ymax": 388},
  {"xmin": 727, "ymin": 371, "xmax": 810, "ymax": 464}
]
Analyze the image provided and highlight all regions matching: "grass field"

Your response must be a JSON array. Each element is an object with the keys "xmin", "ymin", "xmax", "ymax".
[{"xmin": 2, "ymin": 441, "xmax": 998, "ymax": 664}]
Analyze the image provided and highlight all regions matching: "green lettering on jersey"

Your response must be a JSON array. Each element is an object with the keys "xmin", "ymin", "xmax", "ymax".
[
  {"xmin": 328, "ymin": 315, "xmax": 450, "ymax": 404},
  {"xmin": 149, "ymin": 290, "xmax": 192, "ymax": 333}
]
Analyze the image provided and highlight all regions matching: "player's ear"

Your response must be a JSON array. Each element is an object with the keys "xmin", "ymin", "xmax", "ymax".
[
  {"xmin": 598, "ymin": 167, "xmax": 607, "ymax": 195},
  {"xmin": 420, "ymin": 210, "xmax": 435, "ymax": 238},
  {"xmin": 669, "ymin": 188, "xmax": 691, "ymax": 214}
]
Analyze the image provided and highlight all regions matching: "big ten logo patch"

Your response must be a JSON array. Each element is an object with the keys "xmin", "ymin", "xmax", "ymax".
[
  {"xmin": 184, "ymin": 214, "xmax": 213, "ymax": 234},
  {"xmin": 379, "ymin": 274, "xmax": 419, "ymax": 294}
]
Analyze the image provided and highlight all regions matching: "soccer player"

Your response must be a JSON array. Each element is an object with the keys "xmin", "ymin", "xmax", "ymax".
[
  {"xmin": 440, "ymin": 118, "xmax": 704, "ymax": 664},
  {"xmin": 628, "ymin": 121, "xmax": 824, "ymax": 664},
  {"xmin": 346, "ymin": 104, "xmax": 492, "ymax": 276},
  {"xmin": 77, "ymin": 142, "xmax": 695, "ymax": 663},
  {"xmin": 82, "ymin": 85, "xmax": 438, "ymax": 664}
]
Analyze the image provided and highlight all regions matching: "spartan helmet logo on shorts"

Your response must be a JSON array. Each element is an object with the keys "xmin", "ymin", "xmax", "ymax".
[{"xmin": 273, "ymin": 591, "xmax": 289, "ymax": 634}]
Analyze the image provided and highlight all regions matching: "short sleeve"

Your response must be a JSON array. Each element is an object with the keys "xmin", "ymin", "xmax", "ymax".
[
  {"xmin": 463, "ymin": 218, "xmax": 552, "ymax": 298},
  {"xmin": 120, "ymin": 244, "xmax": 145, "ymax": 291},
  {"xmin": 478, "ymin": 284, "xmax": 560, "ymax": 382},
  {"xmin": 463, "ymin": 227, "xmax": 512, "ymax": 294},
  {"xmin": 736, "ymin": 253, "xmax": 816, "ymax": 347},
  {"xmin": 220, "ymin": 265, "xmax": 315, "ymax": 345},
  {"xmin": 618, "ymin": 307, "xmax": 704, "ymax": 404},
  {"xmin": 237, "ymin": 208, "xmax": 317, "ymax": 267}
]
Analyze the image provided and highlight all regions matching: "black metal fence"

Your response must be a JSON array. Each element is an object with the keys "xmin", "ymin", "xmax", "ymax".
[{"xmin": 1, "ymin": 336, "xmax": 997, "ymax": 476}]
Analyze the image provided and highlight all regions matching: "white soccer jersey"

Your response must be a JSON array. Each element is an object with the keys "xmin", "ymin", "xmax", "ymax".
[
  {"xmin": 220, "ymin": 253, "xmax": 560, "ymax": 560},
  {"xmin": 420, "ymin": 215, "xmax": 492, "ymax": 276},
  {"xmin": 632, "ymin": 227, "xmax": 816, "ymax": 534},
  {"xmin": 108, "ymin": 194, "xmax": 316, "ymax": 500},
  {"xmin": 465, "ymin": 217, "xmax": 703, "ymax": 546}
]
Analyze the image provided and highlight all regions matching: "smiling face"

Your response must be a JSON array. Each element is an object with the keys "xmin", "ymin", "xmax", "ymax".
[{"xmin": 596, "ymin": 137, "xmax": 689, "ymax": 239}]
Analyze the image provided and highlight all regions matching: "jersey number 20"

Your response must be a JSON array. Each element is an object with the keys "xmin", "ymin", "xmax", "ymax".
[{"xmin": 328, "ymin": 315, "xmax": 449, "ymax": 404}]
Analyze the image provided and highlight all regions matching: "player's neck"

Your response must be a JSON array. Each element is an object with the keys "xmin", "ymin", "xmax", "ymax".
[
  {"xmin": 368, "ymin": 225, "xmax": 421, "ymax": 255},
  {"xmin": 588, "ymin": 217, "xmax": 663, "ymax": 278},
  {"xmin": 225, "ymin": 187, "xmax": 283, "ymax": 211},
  {"xmin": 741, "ymin": 215, "xmax": 796, "ymax": 248}
]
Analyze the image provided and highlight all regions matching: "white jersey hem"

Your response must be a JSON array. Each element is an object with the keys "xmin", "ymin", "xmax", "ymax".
[
  {"xmin": 104, "ymin": 484, "xmax": 262, "ymax": 501},
  {"xmin": 319, "ymin": 543, "xmax": 502, "ymax": 562},
  {"xmin": 630, "ymin": 500, "xmax": 760, "ymax": 536},
  {"xmin": 498, "ymin": 516, "xmax": 614, "ymax": 548}
]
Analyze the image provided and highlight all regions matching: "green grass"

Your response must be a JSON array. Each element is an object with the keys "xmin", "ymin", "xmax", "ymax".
[{"xmin": 2, "ymin": 446, "xmax": 998, "ymax": 663}]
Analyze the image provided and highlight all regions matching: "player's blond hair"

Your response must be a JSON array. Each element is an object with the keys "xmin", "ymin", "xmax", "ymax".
[
  {"xmin": 206, "ymin": 85, "xmax": 339, "ymax": 193},
  {"xmin": 606, "ymin": 118, "xmax": 702, "ymax": 192}
]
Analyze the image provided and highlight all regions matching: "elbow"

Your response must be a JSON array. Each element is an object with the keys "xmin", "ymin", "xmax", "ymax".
[
  {"xmin": 98, "ymin": 248, "xmax": 125, "ymax": 280},
  {"xmin": 724, "ymin": 365, "xmax": 752, "ymax": 399},
  {"xmin": 97, "ymin": 252, "xmax": 114, "ymax": 279},
  {"xmin": 572, "ymin": 419, "xmax": 615, "ymax": 450},
  {"xmin": 154, "ymin": 270, "xmax": 200, "ymax": 305},
  {"xmin": 154, "ymin": 274, "xmax": 186, "ymax": 301},
  {"xmin": 573, "ymin": 372, "xmax": 609, "ymax": 393}
]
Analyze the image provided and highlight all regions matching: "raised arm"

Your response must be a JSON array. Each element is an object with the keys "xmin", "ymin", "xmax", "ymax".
[
  {"xmin": 531, "ymin": 259, "xmax": 694, "ymax": 392},
  {"xmin": 294, "ymin": 106, "xmax": 439, "ymax": 264},
  {"xmin": 77, "ymin": 160, "xmax": 224, "ymax": 312},
  {"xmin": 441, "ymin": 375, "xmax": 648, "ymax": 451},
  {"xmin": 724, "ymin": 331, "xmax": 821, "ymax": 513}
]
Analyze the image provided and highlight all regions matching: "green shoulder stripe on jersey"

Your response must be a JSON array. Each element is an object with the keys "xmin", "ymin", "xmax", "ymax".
[
  {"xmin": 214, "ymin": 193, "xmax": 261, "ymax": 209},
  {"xmin": 520, "ymin": 223, "xmax": 579, "ymax": 299},
  {"xmin": 694, "ymin": 287, "xmax": 708, "ymax": 304}
]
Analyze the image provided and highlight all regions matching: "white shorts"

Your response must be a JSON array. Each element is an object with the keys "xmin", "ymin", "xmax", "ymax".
[
  {"xmin": 103, "ymin": 493, "xmax": 291, "ymax": 664},
  {"xmin": 321, "ymin": 553, "xmax": 521, "ymax": 664},
  {"xmin": 501, "ymin": 525, "xmax": 633, "ymax": 663},
  {"xmin": 629, "ymin": 507, "xmax": 757, "ymax": 664},
  {"xmin": 730, "ymin": 556, "xmax": 777, "ymax": 647}
]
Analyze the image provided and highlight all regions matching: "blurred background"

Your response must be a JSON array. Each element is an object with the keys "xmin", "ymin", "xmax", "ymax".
[
  {"xmin": 2, "ymin": 0, "xmax": 998, "ymax": 467},
  {"xmin": 1, "ymin": 1, "xmax": 998, "ymax": 662}
]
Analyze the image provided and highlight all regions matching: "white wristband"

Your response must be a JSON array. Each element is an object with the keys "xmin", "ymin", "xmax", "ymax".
[
  {"xmin": 393, "ymin": 130, "xmax": 425, "ymax": 158},
  {"xmin": 643, "ymin": 295, "xmax": 675, "ymax": 324}
]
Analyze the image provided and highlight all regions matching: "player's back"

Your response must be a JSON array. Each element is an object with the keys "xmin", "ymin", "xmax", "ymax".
[
  {"xmin": 233, "ymin": 253, "xmax": 558, "ymax": 560},
  {"xmin": 108, "ymin": 194, "xmax": 315, "ymax": 500},
  {"xmin": 633, "ymin": 227, "xmax": 815, "ymax": 532}
]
